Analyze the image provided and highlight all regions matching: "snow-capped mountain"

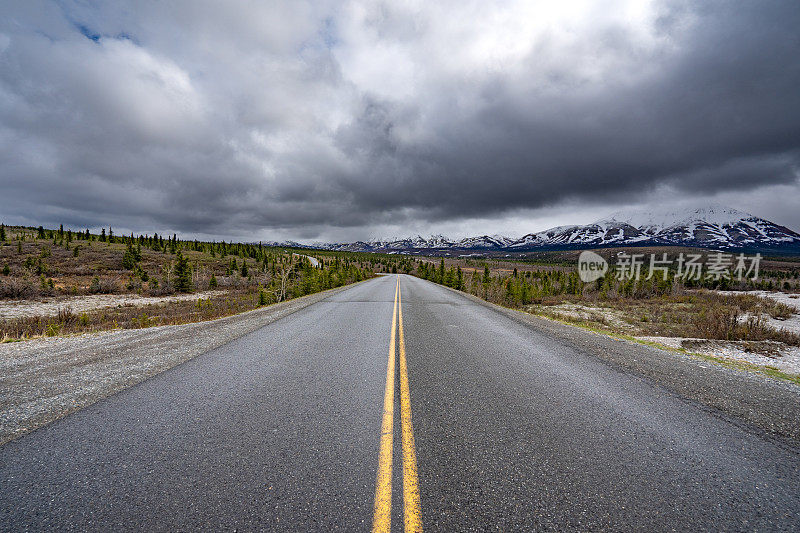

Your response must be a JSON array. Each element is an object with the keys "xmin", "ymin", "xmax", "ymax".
[
  {"xmin": 507, "ymin": 206, "xmax": 800, "ymax": 251},
  {"xmin": 288, "ymin": 206, "xmax": 800, "ymax": 254},
  {"xmin": 457, "ymin": 234, "xmax": 515, "ymax": 249}
]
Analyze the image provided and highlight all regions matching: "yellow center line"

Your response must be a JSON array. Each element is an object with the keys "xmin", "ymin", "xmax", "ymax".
[
  {"xmin": 398, "ymin": 282, "xmax": 423, "ymax": 532},
  {"xmin": 373, "ymin": 278, "xmax": 399, "ymax": 533},
  {"xmin": 373, "ymin": 276, "xmax": 423, "ymax": 532}
]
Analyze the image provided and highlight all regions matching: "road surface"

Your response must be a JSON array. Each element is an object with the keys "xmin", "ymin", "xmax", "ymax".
[{"xmin": 1, "ymin": 274, "xmax": 799, "ymax": 531}]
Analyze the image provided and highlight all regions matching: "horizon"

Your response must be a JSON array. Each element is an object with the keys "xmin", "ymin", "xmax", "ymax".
[{"xmin": 4, "ymin": 202, "xmax": 798, "ymax": 247}]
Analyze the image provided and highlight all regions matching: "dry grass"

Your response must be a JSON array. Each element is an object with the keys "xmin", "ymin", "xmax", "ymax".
[
  {"xmin": 0, "ymin": 288, "xmax": 266, "ymax": 340},
  {"xmin": 532, "ymin": 291, "xmax": 800, "ymax": 346}
]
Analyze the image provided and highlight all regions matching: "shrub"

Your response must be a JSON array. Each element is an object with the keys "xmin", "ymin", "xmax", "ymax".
[
  {"xmin": 39, "ymin": 275, "xmax": 55, "ymax": 296},
  {"xmin": 767, "ymin": 302, "xmax": 794, "ymax": 320},
  {"xmin": 0, "ymin": 278, "xmax": 35, "ymax": 299},
  {"xmin": 89, "ymin": 276, "xmax": 117, "ymax": 294}
]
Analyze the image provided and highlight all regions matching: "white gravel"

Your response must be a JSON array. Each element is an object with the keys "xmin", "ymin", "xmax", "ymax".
[
  {"xmin": 716, "ymin": 290, "xmax": 800, "ymax": 311},
  {"xmin": 715, "ymin": 289, "xmax": 800, "ymax": 336},
  {"xmin": 528, "ymin": 303, "xmax": 635, "ymax": 332},
  {"xmin": 0, "ymin": 291, "xmax": 227, "ymax": 320},
  {"xmin": 636, "ymin": 336, "xmax": 800, "ymax": 375}
]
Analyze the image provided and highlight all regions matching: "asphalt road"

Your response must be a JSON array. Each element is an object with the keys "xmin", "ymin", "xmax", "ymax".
[{"xmin": 2, "ymin": 274, "xmax": 799, "ymax": 531}]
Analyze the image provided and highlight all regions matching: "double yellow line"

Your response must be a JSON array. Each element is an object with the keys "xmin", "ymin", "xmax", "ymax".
[{"xmin": 373, "ymin": 277, "xmax": 422, "ymax": 533}]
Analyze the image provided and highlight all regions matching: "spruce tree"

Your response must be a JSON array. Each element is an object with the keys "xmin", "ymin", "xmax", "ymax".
[
  {"xmin": 0, "ymin": 224, "xmax": 5, "ymax": 242},
  {"xmin": 174, "ymin": 252, "xmax": 192, "ymax": 293},
  {"xmin": 122, "ymin": 241, "xmax": 139, "ymax": 270}
]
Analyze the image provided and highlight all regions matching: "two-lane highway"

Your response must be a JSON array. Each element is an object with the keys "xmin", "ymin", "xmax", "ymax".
[{"xmin": 2, "ymin": 275, "xmax": 800, "ymax": 531}]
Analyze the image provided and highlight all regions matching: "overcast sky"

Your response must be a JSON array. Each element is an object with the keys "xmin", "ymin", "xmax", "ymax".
[{"xmin": 1, "ymin": 0, "xmax": 799, "ymax": 243}]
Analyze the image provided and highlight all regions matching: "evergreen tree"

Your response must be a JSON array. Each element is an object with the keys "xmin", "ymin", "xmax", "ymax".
[
  {"xmin": 174, "ymin": 252, "xmax": 193, "ymax": 292},
  {"xmin": 122, "ymin": 241, "xmax": 140, "ymax": 270},
  {"xmin": 0, "ymin": 223, "xmax": 5, "ymax": 242},
  {"xmin": 241, "ymin": 260, "xmax": 248, "ymax": 277},
  {"xmin": 100, "ymin": 228, "xmax": 106, "ymax": 242},
  {"xmin": 209, "ymin": 274, "xmax": 218, "ymax": 289}
]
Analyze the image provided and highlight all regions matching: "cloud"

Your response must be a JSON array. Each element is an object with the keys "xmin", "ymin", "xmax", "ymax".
[{"xmin": 0, "ymin": 0, "xmax": 799, "ymax": 241}]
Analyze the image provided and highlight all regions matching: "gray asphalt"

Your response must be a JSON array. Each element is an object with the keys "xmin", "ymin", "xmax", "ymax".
[{"xmin": 2, "ymin": 274, "xmax": 800, "ymax": 531}]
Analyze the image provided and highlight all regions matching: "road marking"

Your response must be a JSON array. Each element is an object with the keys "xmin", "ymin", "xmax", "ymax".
[
  {"xmin": 398, "ymin": 282, "xmax": 423, "ymax": 532},
  {"xmin": 373, "ymin": 277, "xmax": 423, "ymax": 532},
  {"xmin": 373, "ymin": 278, "xmax": 399, "ymax": 533}
]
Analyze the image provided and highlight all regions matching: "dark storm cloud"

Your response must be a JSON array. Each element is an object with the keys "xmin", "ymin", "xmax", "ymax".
[
  {"xmin": 332, "ymin": 0, "xmax": 800, "ymax": 217},
  {"xmin": 0, "ymin": 0, "xmax": 799, "ymax": 240}
]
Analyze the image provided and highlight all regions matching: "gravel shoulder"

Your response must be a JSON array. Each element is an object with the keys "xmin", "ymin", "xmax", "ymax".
[
  {"xmin": 0, "ymin": 281, "xmax": 367, "ymax": 445},
  {"xmin": 443, "ymin": 286, "xmax": 800, "ymax": 444}
]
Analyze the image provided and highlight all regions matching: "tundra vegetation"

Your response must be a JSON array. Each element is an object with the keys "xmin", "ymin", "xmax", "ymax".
[
  {"xmin": 395, "ymin": 252, "xmax": 800, "ymax": 348},
  {"xmin": 0, "ymin": 224, "xmax": 380, "ymax": 340},
  {"xmin": 3, "ymin": 223, "xmax": 799, "ymax": 352}
]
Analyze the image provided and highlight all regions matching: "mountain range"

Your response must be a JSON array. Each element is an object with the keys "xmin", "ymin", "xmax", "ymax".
[{"xmin": 277, "ymin": 206, "xmax": 800, "ymax": 255}]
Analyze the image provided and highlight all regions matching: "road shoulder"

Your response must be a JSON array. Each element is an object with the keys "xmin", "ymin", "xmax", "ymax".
[
  {"xmin": 0, "ymin": 280, "xmax": 370, "ymax": 445},
  {"xmin": 442, "ymin": 285, "xmax": 800, "ymax": 445}
]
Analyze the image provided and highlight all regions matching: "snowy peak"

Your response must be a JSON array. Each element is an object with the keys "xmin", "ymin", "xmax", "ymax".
[
  {"xmin": 586, "ymin": 205, "xmax": 800, "ymax": 248},
  {"xmin": 457, "ymin": 234, "xmax": 514, "ymax": 249},
  {"xmin": 292, "ymin": 206, "xmax": 800, "ymax": 253},
  {"xmin": 598, "ymin": 205, "xmax": 753, "ymax": 232}
]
